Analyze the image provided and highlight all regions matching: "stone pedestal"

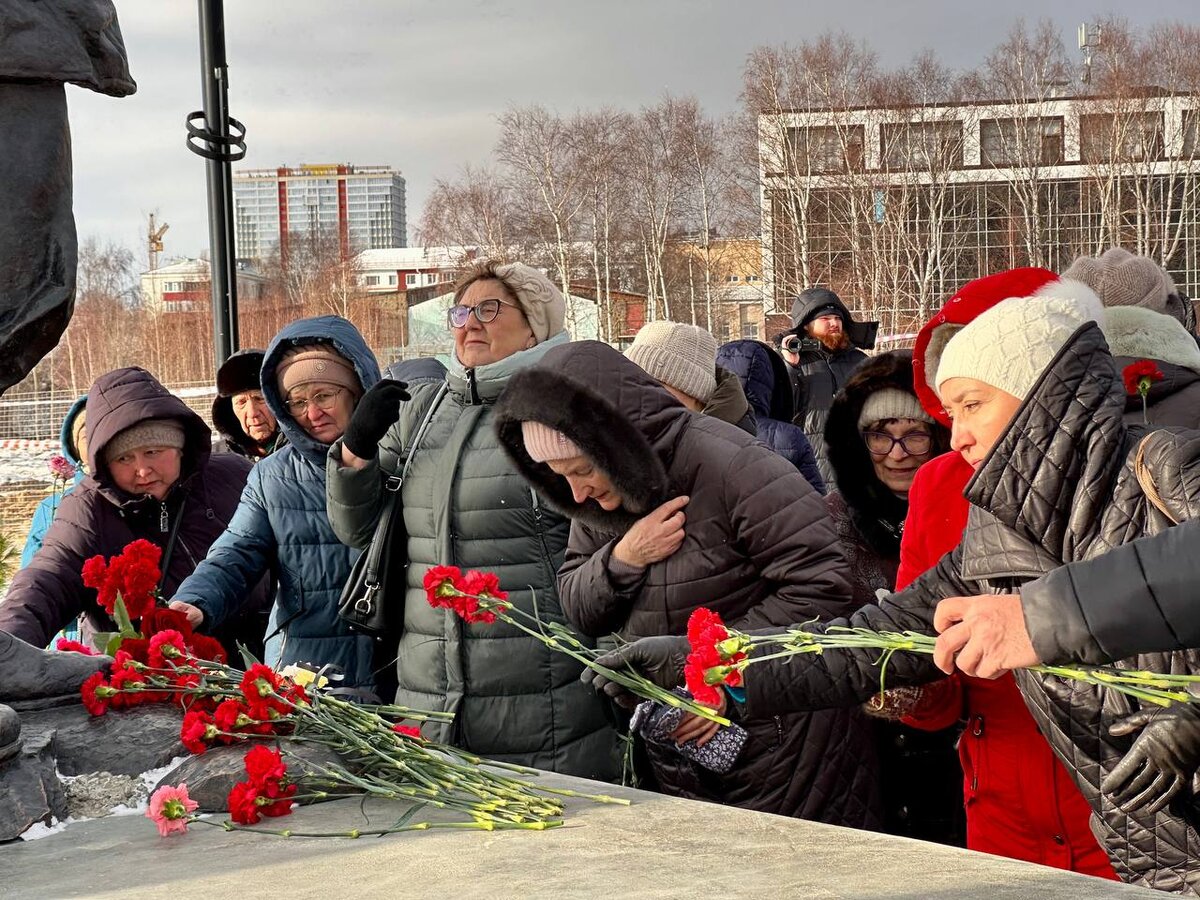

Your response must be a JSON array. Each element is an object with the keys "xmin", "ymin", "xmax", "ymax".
[{"xmin": 2, "ymin": 770, "xmax": 1157, "ymax": 898}]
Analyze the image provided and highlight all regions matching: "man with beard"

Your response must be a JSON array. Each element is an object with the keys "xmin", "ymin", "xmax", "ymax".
[{"xmin": 784, "ymin": 287, "xmax": 878, "ymax": 487}]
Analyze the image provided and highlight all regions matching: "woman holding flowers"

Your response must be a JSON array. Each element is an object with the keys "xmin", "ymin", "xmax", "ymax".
[
  {"xmin": 0, "ymin": 367, "xmax": 269, "ymax": 656},
  {"xmin": 494, "ymin": 339, "xmax": 881, "ymax": 827},
  {"xmin": 601, "ymin": 273, "xmax": 1200, "ymax": 893},
  {"xmin": 167, "ymin": 316, "xmax": 381, "ymax": 694},
  {"xmin": 326, "ymin": 260, "xmax": 619, "ymax": 781}
]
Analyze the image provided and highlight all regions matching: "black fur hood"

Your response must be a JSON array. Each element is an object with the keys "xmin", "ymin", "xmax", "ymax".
[
  {"xmin": 495, "ymin": 340, "xmax": 691, "ymax": 534},
  {"xmin": 824, "ymin": 350, "xmax": 950, "ymax": 556}
]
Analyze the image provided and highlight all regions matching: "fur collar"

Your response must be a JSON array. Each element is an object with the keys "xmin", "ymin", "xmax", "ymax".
[{"xmin": 495, "ymin": 341, "xmax": 687, "ymax": 535}]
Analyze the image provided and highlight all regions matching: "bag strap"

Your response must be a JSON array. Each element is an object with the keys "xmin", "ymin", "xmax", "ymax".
[
  {"xmin": 361, "ymin": 382, "xmax": 449, "ymax": 584},
  {"xmin": 1134, "ymin": 433, "xmax": 1179, "ymax": 525}
]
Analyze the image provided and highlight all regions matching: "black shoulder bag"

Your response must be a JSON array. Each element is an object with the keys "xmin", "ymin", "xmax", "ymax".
[{"xmin": 337, "ymin": 383, "xmax": 447, "ymax": 637}]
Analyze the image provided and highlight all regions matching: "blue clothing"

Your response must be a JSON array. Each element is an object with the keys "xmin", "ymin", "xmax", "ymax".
[
  {"xmin": 716, "ymin": 340, "xmax": 826, "ymax": 494},
  {"xmin": 173, "ymin": 317, "xmax": 382, "ymax": 688},
  {"xmin": 20, "ymin": 396, "xmax": 87, "ymax": 568}
]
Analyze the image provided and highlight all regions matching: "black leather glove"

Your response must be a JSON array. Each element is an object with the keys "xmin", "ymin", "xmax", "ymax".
[
  {"xmin": 584, "ymin": 636, "xmax": 689, "ymax": 709},
  {"xmin": 342, "ymin": 379, "xmax": 410, "ymax": 459},
  {"xmin": 1104, "ymin": 704, "xmax": 1200, "ymax": 815}
]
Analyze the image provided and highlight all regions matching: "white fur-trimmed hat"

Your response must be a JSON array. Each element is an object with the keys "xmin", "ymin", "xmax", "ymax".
[{"xmin": 935, "ymin": 279, "xmax": 1104, "ymax": 400}]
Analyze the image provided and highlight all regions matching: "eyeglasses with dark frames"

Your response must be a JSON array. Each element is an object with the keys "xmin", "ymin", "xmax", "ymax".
[
  {"xmin": 447, "ymin": 298, "xmax": 518, "ymax": 329},
  {"xmin": 862, "ymin": 430, "xmax": 933, "ymax": 457}
]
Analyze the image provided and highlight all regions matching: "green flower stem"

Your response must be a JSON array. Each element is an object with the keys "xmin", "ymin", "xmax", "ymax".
[
  {"xmin": 465, "ymin": 594, "xmax": 732, "ymax": 726},
  {"xmin": 191, "ymin": 817, "xmax": 562, "ymax": 838}
]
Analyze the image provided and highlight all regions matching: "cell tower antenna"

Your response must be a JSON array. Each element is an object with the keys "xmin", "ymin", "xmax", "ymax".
[
  {"xmin": 148, "ymin": 213, "xmax": 169, "ymax": 272},
  {"xmin": 1079, "ymin": 22, "xmax": 1103, "ymax": 86}
]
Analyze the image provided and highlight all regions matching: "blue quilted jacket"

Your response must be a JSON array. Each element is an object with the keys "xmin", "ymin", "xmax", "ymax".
[
  {"xmin": 174, "ymin": 316, "xmax": 381, "ymax": 687},
  {"xmin": 716, "ymin": 340, "xmax": 826, "ymax": 493}
]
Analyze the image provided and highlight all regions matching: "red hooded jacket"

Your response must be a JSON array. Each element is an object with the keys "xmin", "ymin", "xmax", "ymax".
[{"xmin": 898, "ymin": 269, "xmax": 1117, "ymax": 880}]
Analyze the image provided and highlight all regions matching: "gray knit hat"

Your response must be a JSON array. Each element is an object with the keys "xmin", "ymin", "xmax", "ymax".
[
  {"xmin": 103, "ymin": 418, "xmax": 186, "ymax": 464},
  {"xmin": 858, "ymin": 388, "xmax": 934, "ymax": 431},
  {"xmin": 625, "ymin": 321, "xmax": 718, "ymax": 404},
  {"xmin": 1061, "ymin": 248, "xmax": 1185, "ymax": 325}
]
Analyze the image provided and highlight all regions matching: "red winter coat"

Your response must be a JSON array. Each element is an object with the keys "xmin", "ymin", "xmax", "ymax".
[{"xmin": 898, "ymin": 452, "xmax": 1116, "ymax": 879}]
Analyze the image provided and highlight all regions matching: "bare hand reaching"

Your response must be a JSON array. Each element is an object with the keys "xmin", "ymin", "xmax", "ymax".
[{"xmin": 613, "ymin": 496, "xmax": 689, "ymax": 568}]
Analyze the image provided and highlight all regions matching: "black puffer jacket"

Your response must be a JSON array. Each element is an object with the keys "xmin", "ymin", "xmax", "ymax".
[
  {"xmin": 788, "ymin": 289, "xmax": 876, "ymax": 487},
  {"xmin": 741, "ymin": 323, "xmax": 1200, "ymax": 892},
  {"xmin": 495, "ymin": 340, "xmax": 881, "ymax": 827}
]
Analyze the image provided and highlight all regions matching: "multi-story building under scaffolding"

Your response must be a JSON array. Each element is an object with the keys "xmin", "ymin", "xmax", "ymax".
[{"xmin": 759, "ymin": 91, "xmax": 1200, "ymax": 337}]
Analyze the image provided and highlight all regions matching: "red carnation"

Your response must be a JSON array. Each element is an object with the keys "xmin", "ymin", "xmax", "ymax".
[
  {"xmin": 188, "ymin": 634, "xmax": 228, "ymax": 665},
  {"xmin": 55, "ymin": 638, "xmax": 98, "ymax": 656},
  {"xmin": 227, "ymin": 780, "xmax": 264, "ymax": 825},
  {"xmin": 80, "ymin": 671, "xmax": 115, "ymax": 716},
  {"xmin": 423, "ymin": 564, "xmax": 464, "ymax": 603},
  {"xmin": 683, "ymin": 662, "xmax": 723, "ymax": 707},
  {"xmin": 214, "ymin": 699, "xmax": 249, "ymax": 735},
  {"xmin": 1123, "ymin": 359, "xmax": 1164, "ymax": 397},
  {"xmin": 140, "ymin": 607, "xmax": 194, "ymax": 639},
  {"xmin": 259, "ymin": 781, "xmax": 297, "ymax": 818},
  {"xmin": 148, "ymin": 629, "xmax": 188, "ymax": 668},
  {"xmin": 180, "ymin": 710, "xmax": 218, "ymax": 754},
  {"xmin": 392, "ymin": 723, "xmax": 422, "ymax": 739},
  {"xmin": 243, "ymin": 745, "xmax": 287, "ymax": 786},
  {"xmin": 687, "ymin": 608, "xmax": 726, "ymax": 644}
]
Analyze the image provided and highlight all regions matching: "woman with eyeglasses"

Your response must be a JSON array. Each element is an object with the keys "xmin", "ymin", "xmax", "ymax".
[
  {"xmin": 326, "ymin": 260, "xmax": 620, "ymax": 781},
  {"xmin": 168, "ymin": 315, "xmax": 383, "ymax": 694},
  {"xmin": 821, "ymin": 350, "xmax": 962, "ymax": 848}
]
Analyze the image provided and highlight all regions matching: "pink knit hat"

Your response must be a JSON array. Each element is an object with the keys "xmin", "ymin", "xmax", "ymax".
[{"xmin": 522, "ymin": 420, "xmax": 582, "ymax": 463}]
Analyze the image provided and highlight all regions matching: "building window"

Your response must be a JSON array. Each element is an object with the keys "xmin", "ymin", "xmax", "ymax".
[
  {"xmin": 365, "ymin": 275, "xmax": 380, "ymax": 286},
  {"xmin": 1080, "ymin": 112, "xmax": 1164, "ymax": 163},
  {"xmin": 405, "ymin": 274, "xmax": 418, "ymax": 287},
  {"xmin": 785, "ymin": 125, "xmax": 865, "ymax": 174},
  {"xmin": 726, "ymin": 274, "xmax": 740, "ymax": 283},
  {"xmin": 980, "ymin": 117, "xmax": 1064, "ymax": 167},
  {"xmin": 388, "ymin": 274, "xmax": 397, "ymax": 286},
  {"xmin": 746, "ymin": 275, "xmax": 760, "ymax": 283},
  {"xmin": 881, "ymin": 120, "xmax": 964, "ymax": 170}
]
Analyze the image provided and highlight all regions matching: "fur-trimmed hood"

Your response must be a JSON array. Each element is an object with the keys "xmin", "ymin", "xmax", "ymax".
[
  {"xmin": 495, "ymin": 340, "xmax": 690, "ymax": 534},
  {"xmin": 824, "ymin": 351, "xmax": 950, "ymax": 556}
]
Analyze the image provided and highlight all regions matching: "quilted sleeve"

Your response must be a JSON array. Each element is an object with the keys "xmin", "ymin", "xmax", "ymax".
[
  {"xmin": 1022, "ymin": 517, "xmax": 1200, "ymax": 665},
  {"xmin": 556, "ymin": 521, "xmax": 645, "ymax": 637},
  {"xmin": 742, "ymin": 546, "xmax": 978, "ymax": 717},
  {"xmin": 722, "ymin": 443, "xmax": 855, "ymax": 630}
]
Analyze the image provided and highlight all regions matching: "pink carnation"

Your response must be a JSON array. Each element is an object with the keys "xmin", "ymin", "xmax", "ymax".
[{"xmin": 146, "ymin": 783, "xmax": 199, "ymax": 836}]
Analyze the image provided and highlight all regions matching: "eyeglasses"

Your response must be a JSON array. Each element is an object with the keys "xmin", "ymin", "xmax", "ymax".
[
  {"xmin": 447, "ymin": 298, "xmax": 517, "ymax": 329},
  {"xmin": 285, "ymin": 388, "xmax": 344, "ymax": 418},
  {"xmin": 862, "ymin": 430, "xmax": 933, "ymax": 457}
]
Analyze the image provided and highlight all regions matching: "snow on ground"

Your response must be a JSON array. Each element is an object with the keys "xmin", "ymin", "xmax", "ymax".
[
  {"xmin": 0, "ymin": 448, "xmax": 58, "ymax": 486},
  {"xmin": 19, "ymin": 756, "xmax": 191, "ymax": 842}
]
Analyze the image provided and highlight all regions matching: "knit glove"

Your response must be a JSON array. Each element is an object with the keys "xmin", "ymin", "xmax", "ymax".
[
  {"xmin": 342, "ymin": 379, "xmax": 410, "ymax": 459},
  {"xmin": 585, "ymin": 636, "xmax": 689, "ymax": 710},
  {"xmin": 1104, "ymin": 704, "xmax": 1200, "ymax": 815}
]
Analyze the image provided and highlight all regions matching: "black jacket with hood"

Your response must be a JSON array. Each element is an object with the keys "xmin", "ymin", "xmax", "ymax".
[
  {"xmin": 495, "ymin": 340, "xmax": 881, "ymax": 827},
  {"xmin": 211, "ymin": 349, "xmax": 285, "ymax": 460},
  {"xmin": 788, "ymin": 288, "xmax": 877, "ymax": 486},
  {"xmin": 0, "ymin": 367, "xmax": 271, "ymax": 654}
]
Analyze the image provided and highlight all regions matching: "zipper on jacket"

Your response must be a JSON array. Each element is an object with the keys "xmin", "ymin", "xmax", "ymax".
[
  {"xmin": 159, "ymin": 502, "xmax": 169, "ymax": 533},
  {"xmin": 466, "ymin": 369, "xmax": 481, "ymax": 406},
  {"xmin": 530, "ymin": 488, "xmax": 556, "ymax": 579}
]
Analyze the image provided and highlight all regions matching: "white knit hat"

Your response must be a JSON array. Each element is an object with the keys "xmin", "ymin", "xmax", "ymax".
[
  {"xmin": 625, "ymin": 321, "xmax": 718, "ymax": 404},
  {"xmin": 936, "ymin": 283, "xmax": 1104, "ymax": 400},
  {"xmin": 521, "ymin": 420, "xmax": 582, "ymax": 463},
  {"xmin": 857, "ymin": 388, "xmax": 934, "ymax": 431}
]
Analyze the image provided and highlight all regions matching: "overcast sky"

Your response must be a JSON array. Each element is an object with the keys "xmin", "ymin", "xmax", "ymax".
[{"xmin": 68, "ymin": 0, "xmax": 1195, "ymax": 266}]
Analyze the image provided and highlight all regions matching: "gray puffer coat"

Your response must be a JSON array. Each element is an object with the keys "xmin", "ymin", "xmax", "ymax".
[
  {"xmin": 494, "ymin": 340, "xmax": 881, "ymax": 827},
  {"xmin": 326, "ymin": 333, "xmax": 620, "ymax": 781},
  {"xmin": 738, "ymin": 322, "xmax": 1200, "ymax": 893}
]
